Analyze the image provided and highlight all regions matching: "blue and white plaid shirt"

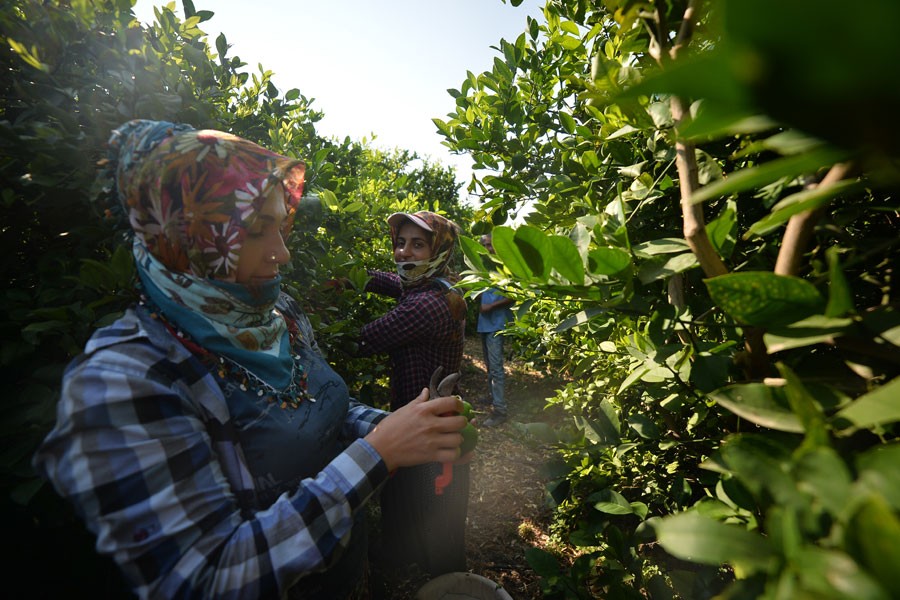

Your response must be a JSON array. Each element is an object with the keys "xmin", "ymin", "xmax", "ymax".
[{"xmin": 34, "ymin": 300, "xmax": 389, "ymax": 599}]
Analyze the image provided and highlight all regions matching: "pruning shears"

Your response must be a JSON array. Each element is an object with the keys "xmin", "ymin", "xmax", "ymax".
[{"xmin": 429, "ymin": 366, "xmax": 461, "ymax": 495}]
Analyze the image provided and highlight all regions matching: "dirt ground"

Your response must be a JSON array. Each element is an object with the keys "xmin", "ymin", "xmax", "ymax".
[{"xmin": 371, "ymin": 335, "xmax": 569, "ymax": 599}]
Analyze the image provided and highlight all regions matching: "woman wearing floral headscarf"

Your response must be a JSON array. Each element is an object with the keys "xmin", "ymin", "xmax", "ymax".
[
  {"xmin": 32, "ymin": 121, "xmax": 468, "ymax": 600},
  {"xmin": 357, "ymin": 211, "xmax": 469, "ymax": 577}
]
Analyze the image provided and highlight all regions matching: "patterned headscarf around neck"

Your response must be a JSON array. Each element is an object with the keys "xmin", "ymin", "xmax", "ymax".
[
  {"xmin": 387, "ymin": 211, "xmax": 460, "ymax": 287},
  {"xmin": 107, "ymin": 119, "xmax": 307, "ymax": 387}
]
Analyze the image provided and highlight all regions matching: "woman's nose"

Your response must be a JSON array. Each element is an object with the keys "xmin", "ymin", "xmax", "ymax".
[
  {"xmin": 270, "ymin": 236, "xmax": 291, "ymax": 264},
  {"xmin": 394, "ymin": 243, "xmax": 409, "ymax": 260}
]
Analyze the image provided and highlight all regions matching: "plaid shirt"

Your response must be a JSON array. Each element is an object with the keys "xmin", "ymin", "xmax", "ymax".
[
  {"xmin": 33, "ymin": 299, "xmax": 389, "ymax": 599},
  {"xmin": 359, "ymin": 271, "xmax": 466, "ymax": 408}
]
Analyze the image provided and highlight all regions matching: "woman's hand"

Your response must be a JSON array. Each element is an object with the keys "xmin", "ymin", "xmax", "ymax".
[{"xmin": 365, "ymin": 388, "xmax": 466, "ymax": 472}]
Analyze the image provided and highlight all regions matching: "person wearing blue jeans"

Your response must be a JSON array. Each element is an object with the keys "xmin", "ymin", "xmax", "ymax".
[{"xmin": 477, "ymin": 234, "xmax": 515, "ymax": 427}]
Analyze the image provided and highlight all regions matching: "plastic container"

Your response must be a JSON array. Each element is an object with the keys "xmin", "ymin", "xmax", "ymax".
[{"xmin": 415, "ymin": 572, "xmax": 514, "ymax": 600}]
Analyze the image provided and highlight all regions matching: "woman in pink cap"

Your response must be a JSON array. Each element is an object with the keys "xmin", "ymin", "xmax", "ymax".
[{"xmin": 358, "ymin": 210, "xmax": 470, "ymax": 578}]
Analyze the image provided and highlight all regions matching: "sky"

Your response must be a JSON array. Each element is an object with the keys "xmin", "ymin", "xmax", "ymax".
[{"xmin": 133, "ymin": 0, "xmax": 544, "ymax": 204}]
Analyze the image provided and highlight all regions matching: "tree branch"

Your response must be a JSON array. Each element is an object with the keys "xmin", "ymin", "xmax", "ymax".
[
  {"xmin": 672, "ymin": 100, "xmax": 730, "ymax": 279},
  {"xmin": 656, "ymin": 0, "xmax": 767, "ymax": 378},
  {"xmin": 774, "ymin": 161, "xmax": 857, "ymax": 276},
  {"xmin": 671, "ymin": 0, "xmax": 701, "ymax": 59},
  {"xmin": 648, "ymin": 1, "xmax": 727, "ymax": 279}
]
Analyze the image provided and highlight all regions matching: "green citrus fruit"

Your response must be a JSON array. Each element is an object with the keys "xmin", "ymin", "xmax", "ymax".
[{"xmin": 460, "ymin": 422, "xmax": 479, "ymax": 455}]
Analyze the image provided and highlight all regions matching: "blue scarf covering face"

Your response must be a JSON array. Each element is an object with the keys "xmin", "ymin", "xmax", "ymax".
[{"xmin": 136, "ymin": 240, "xmax": 294, "ymax": 388}]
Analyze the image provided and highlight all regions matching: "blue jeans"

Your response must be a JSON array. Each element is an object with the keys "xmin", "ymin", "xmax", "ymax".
[{"xmin": 481, "ymin": 331, "xmax": 507, "ymax": 415}]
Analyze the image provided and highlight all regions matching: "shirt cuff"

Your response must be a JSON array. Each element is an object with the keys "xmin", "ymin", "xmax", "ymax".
[{"xmin": 336, "ymin": 439, "xmax": 391, "ymax": 504}]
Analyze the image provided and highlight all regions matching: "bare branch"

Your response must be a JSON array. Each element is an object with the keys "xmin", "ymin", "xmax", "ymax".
[
  {"xmin": 671, "ymin": 97, "xmax": 729, "ymax": 279},
  {"xmin": 661, "ymin": 0, "xmax": 767, "ymax": 377},
  {"xmin": 645, "ymin": 0, "xmax": 726, "ymax": 279},
  {"xmin": 774, "ymin": 162, "xmax": 857, "ymax": 276},
  {"xmin": 671, "ymin": 0, "xmax": 701, "ymax": 60}
]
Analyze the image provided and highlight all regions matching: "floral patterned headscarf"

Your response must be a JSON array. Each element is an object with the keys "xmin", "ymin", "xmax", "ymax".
[
  {"xmin": 110, "ymin": 119, "xmax": 305, "ymax": 281},
  {"xmin": 387, "ymin": 211, "xmax": 460, "ymax": 286},
  {"xmin": 107, "ymin": 120, "xmax": 307, "ymax": 387}
]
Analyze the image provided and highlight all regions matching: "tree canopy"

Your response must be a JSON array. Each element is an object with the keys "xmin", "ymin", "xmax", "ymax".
[{"xmin": 439, "ymin": 0, "xmax": 899, "ymax": 597}]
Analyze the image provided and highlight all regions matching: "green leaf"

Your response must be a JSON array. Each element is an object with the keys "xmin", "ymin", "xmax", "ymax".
[
  {"xmin": 776, "ymin": 362, "xmax": 828, "ymax": 448},
  {"xmin": 856, "ymin": 444, "xmax": 900, "ymax": 510},
  {"xmin": 111, "ymin": 243, "xmax": 135, "ymax": 280},
  {"xmin": 579, "ymin": 399, "xmax": 620, "ymax": 442},
  {"xmin": 705, "ymin": 272, "xmax": 825, "ymax": 327},
  {"xmin": 483, "ymin": 174, "xmax": 529, "ymax": 194},
  {"xmin": 690, "ymin": 352, "xmax": 733, "ymax": 393},
  {"xmin": 491, "ymin": 226, "xmax": 532, "ymax": 279},
  {"xmin": 606, "ymin": 124, "xmax": 639, "ymax": 140},
  {"xmin": 616, "ymin": 365, "xmax": 648, "ymax": 395},
  {"xmin": 548, "ymin": 235, "xmax": 585, "ymax": 285},
  {"xmin": 794, "ymin": 448, "xmax": 852, "ymax": 515},
  {"xmin": 587, "ymin": 246, "xmax": 632, "ymax": 276},
  {"xmin": 628, "ymin": 414, "xmax": 660, "ymax": 439},
  {"xmin": 22, "ymin": 320, "xmax": 67, "ymax": 345},
  {"xmin": 710, "ymin": 383, "xmax": 804, "ymax": 433},
  {"xmin": 319, "ymin": 189, "xmax": 339, "ymax": 210},
  {"xmin": 825, "ymin": 247, "xmax": 855, "ymax": 317},
  {"xmin": 592, "ymin": 489, "xmax": 635, "ymax": 515},
  {"xmin": 559, "ymin": 111, "xmax": 576, "ymax": 133},
  {"xmin": 632, "ymin": 237, "xmax": 690, "ymax": 257},
  {"xmin": 215, "ymin": 33, "xmax": 227, "ymax": 58},
  {"xmin": 764, "ymin": 315, "xmax": 853, "ymax": 353},
  {"xmin": 525, "ymin": 547, "xmax": 559, "ymax": 577},
  {"xmin": 637, "ymin": 252, "xmax": 698, "ymax": 284},
  {"xmin": 653, "ymin": 512, "xmax": 776, "ymax": 570},
  {"xmin": 432, "ymin": 118, "xmax": 452, "ymax": 136},
  {"xmin": 631, "ymin": 502, "xmax": 649, "ymax": 520},
  {"xmin": 833, "ymin": 378, "xmax": 900, "ymax": 431},
  {"xmin": 514, "ymin": 225, "xmax": 551, "ymax": 281},
  {"xmin": 346, "ymin": 265, "xmax": 371, "ymax": 292},
  {"xmin": 744, "ymin": 179, "xmax": 863, "ymax": 238},
  {"xmin": 555, "ymin": 307, "xmax": 608, "ymax": 332},
  {"xmin": 458, "ymin": 235, "xmax": 488, "ymax": 273},
  {"xmin": 736, "ymin": 130, "xmax": 830, "ymax": 158},
  {"xmin": 559, "ymin": 20, "xmax": 580, "ymax": 35},
  {"xmin": 558, "ymin": 35, "xmax": 582, "ymax": 51},
  {"xmin": 706, "ymin": 200, "xmax": 738, "ymax": 259},
  {"xmin": 7, "ymin": 38, "xmax": 48, "ymax": 72},
  {"xmin": 791, "ymin": 546, "xmax": 890, "ymax": 600},
  {"xmin": 690, "ymin": 147, "xmax": 851, "ymax": 205},
  {"xmin": 618, "ymin": 51, "xmax": 751, "ymax": 119},
  {"xmin": 714, "ymin": 434, "xmax": 799, "ymax": 504}
]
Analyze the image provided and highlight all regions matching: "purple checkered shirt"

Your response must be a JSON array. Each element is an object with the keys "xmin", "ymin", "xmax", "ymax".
[{"xmin": 359, "ymin": 271, "xmax": 466, "ymax": 408}]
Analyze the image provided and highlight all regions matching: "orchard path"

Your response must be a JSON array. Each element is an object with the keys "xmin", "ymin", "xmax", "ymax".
[{"xmin": 371, "ymin": 335, "xmax": 570, "ymax": 599}]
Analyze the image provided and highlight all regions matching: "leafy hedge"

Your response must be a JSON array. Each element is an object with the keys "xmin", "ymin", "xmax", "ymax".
[{"xmin": 440, "ymin": 0, "xmax": 900, "ymax": 597}]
